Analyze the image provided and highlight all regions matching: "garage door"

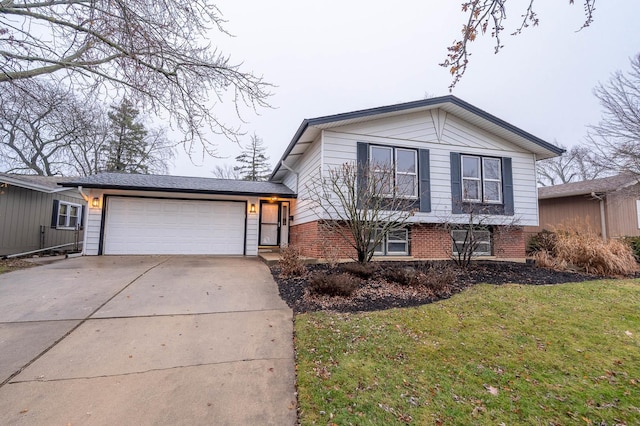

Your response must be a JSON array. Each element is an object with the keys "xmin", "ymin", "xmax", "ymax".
[{"xmin": 103, "ymin": 197, "xmax": 245, "ymax": 255}]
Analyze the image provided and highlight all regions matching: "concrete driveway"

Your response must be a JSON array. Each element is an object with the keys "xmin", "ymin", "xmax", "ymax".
[{"xmin": 0, "ymin": 256, "xmax": 296, "ymax": 425}]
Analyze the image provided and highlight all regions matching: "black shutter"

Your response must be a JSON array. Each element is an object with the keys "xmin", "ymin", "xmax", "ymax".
[
  {"xmin": 418, "ymin": 149, "xmax": 431, "ymax": 212},
  {"xmin": 51, "ymin": 199, "xmax": 59, "ymax": 229},
  {"xmin": 356, "ymin": 142, "xmax": 369, "ymax": 208},
  {"xmin": 450, "ymin": 152, "xmax": 463, "ymax": 213},
  {"xmin": 502, "ymin": 157, "xmax": 514, "ymax": 215}
]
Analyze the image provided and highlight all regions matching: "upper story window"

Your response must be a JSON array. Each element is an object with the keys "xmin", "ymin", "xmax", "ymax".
[
  {"xmin": 57, "ymin": 201, "xmax": 82, "ymax": 229},
  {"xmin": 370, "ymin": 145, "xmax": 418, "ymax": 198},
  {"xmin": 462, "ymin": 155, "xmax": 502, "ymax": 204}
]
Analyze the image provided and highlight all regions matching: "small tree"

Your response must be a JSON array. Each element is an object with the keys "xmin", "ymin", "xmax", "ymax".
[
  {"xmin": 306, "ymin": 162, "xmax": 416, "ymax": 264},
  {"xmin": 234, "ymin": 134, "xmax": 271, "ymax": 181}
]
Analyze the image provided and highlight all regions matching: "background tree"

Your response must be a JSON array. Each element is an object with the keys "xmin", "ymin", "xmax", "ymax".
[
  {"xmin": 537, "ymin": 144, "xmax": 608, "ymax": 186},
  {"xmin": 0, "ymin": 80, "xmax": 87, "ymax": 175},
  {"xmin": 587, "ymin": 54, "xmax": 640, "ymax": 176},
  {"xmin": 306, "ymin": 163, "xmax": 416, "ymax": 264},
  {"xmin": 103, "ymin": 99, "xmax": 173, "ymax": 174},
  {"xmin": 234, "ymin": 134, "xmax": 271, "ymax": 181},
  {"xmin": 212, "ymin": 163, "xmax": 241, "ymax": 179},
  {"xmin": 0, "ymin": 0, "xmax": 271, "ymax": 155},
  {"xmin": 443, "ymin": 0, "xmax": 596, "ymax": 89}
]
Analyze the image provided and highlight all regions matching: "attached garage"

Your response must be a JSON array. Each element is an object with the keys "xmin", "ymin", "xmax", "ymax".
[{"xmin": 103, "ymin": 197, "xmax": 246, "ymax": 255}]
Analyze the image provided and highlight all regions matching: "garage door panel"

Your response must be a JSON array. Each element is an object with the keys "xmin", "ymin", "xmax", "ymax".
[{"xmin": 104, "ymin": 198, "xmax": 245, "ymax": 255}]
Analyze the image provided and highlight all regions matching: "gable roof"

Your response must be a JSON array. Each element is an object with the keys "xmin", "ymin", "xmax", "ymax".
[
  {"xmin": 59, "ymin": 172, "xmax": 296, "ymax": 197},
  {"xmin": 270, "ymin": 95, "xmax": 564, "ymax": 182},
  {"xmin": 0, "ymin": 172, "xmax": 78, "ymax": 193},
  {"xmin": 538, "ymin": 174, "xmax": 640, "ymax": 200}
]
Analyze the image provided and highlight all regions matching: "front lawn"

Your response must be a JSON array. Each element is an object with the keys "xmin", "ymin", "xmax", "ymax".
[{"xmin": 295, "ymin": 279, "xmax": 640, "ymax": 425}]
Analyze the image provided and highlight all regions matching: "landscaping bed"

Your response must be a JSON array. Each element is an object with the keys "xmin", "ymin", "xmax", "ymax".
[
  {"xmin": 271, "ymin": 260, "xmax": 600, "ymax": 313},
  {"xmin": 0, "ymin": 258, "xmax": 37, "ymax": 274}
]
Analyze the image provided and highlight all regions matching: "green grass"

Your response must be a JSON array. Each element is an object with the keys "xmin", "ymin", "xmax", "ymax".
[{"xmin": 295, "ymin": 280, "xmax": 640, "ymax": 425}]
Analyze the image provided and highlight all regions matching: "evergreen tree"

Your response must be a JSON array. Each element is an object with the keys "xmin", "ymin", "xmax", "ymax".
[
  {"xmin": 104, "ymin": 99, "xmax": 149, "ymax": 173},
  {"xmin": 234, "ymin": 134, "xmax": 271, "ymax": 181}
]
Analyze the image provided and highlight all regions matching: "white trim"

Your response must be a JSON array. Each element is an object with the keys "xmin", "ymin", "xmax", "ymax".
[{"xmin": 56, "ymin": 201, "xmax": 83, "ymax": 230}]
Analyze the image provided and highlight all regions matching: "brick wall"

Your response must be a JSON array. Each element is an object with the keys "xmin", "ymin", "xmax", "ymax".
[
  {"xmin": 493, "ymin": 226, "xmax": 526, "ymax": 259},
  {"xmin": 290, "ymin": 221, "xmax": 526, "ymax": 260}
]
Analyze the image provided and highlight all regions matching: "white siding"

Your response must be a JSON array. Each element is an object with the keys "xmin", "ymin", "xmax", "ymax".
[
  {"xmin": 305, "ymin": 108, "xmax": 539, "ymax": 226},
  {"xmin": 284, "ymin": 137, "xmax": 323, "ymax": 225}
]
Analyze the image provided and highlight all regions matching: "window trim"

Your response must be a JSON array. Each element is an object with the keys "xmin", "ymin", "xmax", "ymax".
[
  {"xmin": 371, "ymin": 228, "xmax": 409, "ymax": 256},
  {"xmin": 57, "ymin": 201, "xmax": 83, "ymax": 230},
  {"xmin": 451, "ymin": 229, "xmax": 492, "ymax": 256},
  {"xmin": 461, "ymin": 154, "xmax": 503, "ymax": 204},
  {"xmin": 369, "ymin": 145, "xmax": 418, "ymax": 199}
]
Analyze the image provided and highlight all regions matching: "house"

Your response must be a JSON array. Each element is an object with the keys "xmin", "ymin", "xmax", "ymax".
[
  {"xmin": 0, "ymin": 173, "xmax": 86, "ymax": 257},
  {"xmin": 60, "ymin": 96, "xmax": 563, "ymax": 259},
  {"xmin": 527, "ymin": 174, "xmax": 640, "ymax": 240}
]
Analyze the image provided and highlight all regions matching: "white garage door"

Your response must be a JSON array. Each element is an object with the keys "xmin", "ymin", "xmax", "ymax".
[{"xmin": 103, "ymin": 197, "xmax": 245, "ymax": 255}]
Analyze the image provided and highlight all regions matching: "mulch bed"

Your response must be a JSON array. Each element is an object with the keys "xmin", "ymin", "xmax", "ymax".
[{"xmin": 271, "ymin": 261, "xmax": 603, "ymax": 314}]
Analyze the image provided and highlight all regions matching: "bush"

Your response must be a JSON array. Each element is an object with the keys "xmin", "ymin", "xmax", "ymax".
[
  {"xmin": 534, "ymin": 225, "xmax": 639, "ymax": 276},
  {"xmin": 308, "ymin": 272, "xmax": 361, "ymax": 297},
  {"xmin": 526, "ymin": 230, "xmax": 557, "ymax": 255},
  {"xmin": 340, "ymin": 262, "xmax": 378, "ymax": 279},
  {"xmin": 380, "ymin": 266, "xmax": 416, "ymax": 286},
  {"xmin": 411, "ymin": 263, "xmax": 457, "ymax": 293},
  {"xmin": 622, "ymin": 236, "xmax": 640, "ymax": 262},
  {"xmin": 278, "ymin": 245, "xmax": 306, "ymax": 278}
]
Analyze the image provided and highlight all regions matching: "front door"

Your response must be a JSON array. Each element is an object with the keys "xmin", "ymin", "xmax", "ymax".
[{"xmin": 259, "ymin": 202, "xmax": 280, "ymax": 246}]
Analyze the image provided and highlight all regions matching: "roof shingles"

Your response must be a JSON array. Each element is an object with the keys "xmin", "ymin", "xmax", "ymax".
[{"xmin": 59, "ymin": 173, "xmax": 296, "ymax": 197}]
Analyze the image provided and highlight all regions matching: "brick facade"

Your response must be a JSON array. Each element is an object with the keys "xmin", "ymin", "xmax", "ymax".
[{"xmin": 290, "ymin": 221, "xmax": 527, "ymax": 260}]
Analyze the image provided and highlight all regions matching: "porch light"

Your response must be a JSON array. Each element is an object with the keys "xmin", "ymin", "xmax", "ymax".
[
  {"xmin": 249, "ymin": 203, "xmax": 256, "ymax": 213},
  {"xmin": 91, "ymin": 197, "xmax": 100, "ymax": 208},
  {"xmin": 270, "ymin": 196, "xmax": 278, "ymax": 202}
]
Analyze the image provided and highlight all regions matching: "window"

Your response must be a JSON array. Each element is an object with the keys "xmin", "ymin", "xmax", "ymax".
[
  {"xmin": 451, "ymin": 229, "xmax": 492, "ymax": 256},
  {"xmin": 462, "ymin": 155, "xmax": 502, "ymax": 203},
  {"xmin": 56, "ymin": 201, "xmax": 82, "ymax": 229},
  {"xmin": 371, "ymin": 228, "xmax": 409, "ymax": 256},
  {"xmin": 369, "ymin": 145, "xmax": 418, "ymax": 198}
]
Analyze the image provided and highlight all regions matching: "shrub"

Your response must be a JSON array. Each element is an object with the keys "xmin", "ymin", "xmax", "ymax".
[
  {"xmin": 411, "ymin": 263, "xmax": 457, "ymax": 293},
  {"xmin": 380, "ymin": 266, "xmax": 417, "ymax": 286},
  {"xmin": 308, "ymin": 272, "xmax": 361, "ymax": 297},
  {"xmin": 534, "ymin": 224, "xmax": 639, "ymax": 276},
  {"xmin": 622, "ymin": 236, "xmax": 640, "ymax": 262},
  {"xmin": 340, "ymin": 262, "xmax": 378, "ymax": 279},
  {"xmin": 526, "ymin": 230, "xmax": 557, "ymax": 255},
  {"xmin": 278, "ymin": 245, "xmax": 306, "ymax": 278}
]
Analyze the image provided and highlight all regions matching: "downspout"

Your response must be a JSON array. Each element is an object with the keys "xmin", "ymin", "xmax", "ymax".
[
  {"xmin": 591, "ymin": 192, "xmax": 607, "ymax": 241},
  {"xmin": 77, "ymin": 186, "xmax": 90, "ymax": 255}
]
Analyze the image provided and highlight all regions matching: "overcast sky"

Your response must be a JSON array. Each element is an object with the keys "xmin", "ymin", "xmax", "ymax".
[{"xmin": 171, "ymin": 1, "xmax": 640, "ymax": 177}]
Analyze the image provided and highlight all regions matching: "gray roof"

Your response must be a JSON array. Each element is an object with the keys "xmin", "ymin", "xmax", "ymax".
[
  {"xmin": 59, "ymin": 173, "xmax": 296, "ymax": 197},
  {"xmin": 0, "ymin": 172, "xmax": 78, "ymax": 193},
  {"xmin": 538, "ymin": 174, "xmax": 639, "ymax": 199},
  {"xmin": 270, "ymin": 95, "xmax": 564, "ymax": 181}
]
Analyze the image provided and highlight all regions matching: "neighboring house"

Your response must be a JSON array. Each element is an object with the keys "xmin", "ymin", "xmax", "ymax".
[
  {"xmin": 527, "ymin": 174, "xmax": 640, "ymax": 240},
  {"xmin": 0, "ymin": 173, "xmax": 86, "ymax": 257},
  {"xmin": 60, "ymin": 96, "xmax": 562, "ymax": 259}
]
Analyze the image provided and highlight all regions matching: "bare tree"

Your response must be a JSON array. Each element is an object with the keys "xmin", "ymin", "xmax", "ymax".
[
  {"xmin": 212, "ymin": 163, "xmax": 241, "ymax": 179},
  {"xmin": 0, "ymin": 80, "xmax": 85, "ymax": 175},
  {"xmin": 306, "ymin": 163, "xmax": 416, "ymax": 264},
  {"xmin": 0, "ymin": 0, "xmax": 271, "ymax": 155},
  {"xmin": 442, "ymin": 0, "xmax": 596, "ymax": 90},
  {"xmin": 537, "ymin": 144, "xmax": 608, "ymax": 186},
  {"xmin": 587, "ymin": 54, "xmax": 640, "ymax": 176}
]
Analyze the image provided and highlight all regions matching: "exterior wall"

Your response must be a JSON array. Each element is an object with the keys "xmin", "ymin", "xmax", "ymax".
[
  {"xmin": 290, "ymin": 220, "xmax": 525, "ymax": 260},
  {"xmin": 314, "ymin": 108, "xmax": 538, "ymax": 226},
  {"xmin": 0, "ymin": 185, "xmax": 85, "ymax": 256},
  {"xmin": 526, "ymin": 195, "xmax": 602, "ymax": 236},
  {"xmin": 288, "ymin": 136, "xmax": 322, "ymax": 226},
  {"xmin": 606, "ymin": 188, "xmax": 640, "ymax": 237},
  {"xmin": 83, "ymin": 189, "xmax": 280, "ymax": 256}
]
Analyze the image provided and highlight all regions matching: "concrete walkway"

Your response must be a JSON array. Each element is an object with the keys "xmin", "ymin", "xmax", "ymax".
[{"xmin": 0, "ymin": 256, "xmax": 296, "ymax": 425}]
